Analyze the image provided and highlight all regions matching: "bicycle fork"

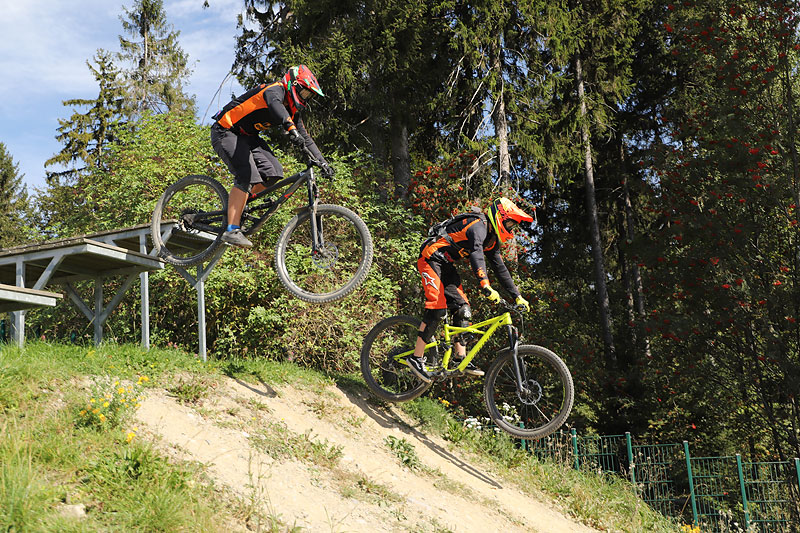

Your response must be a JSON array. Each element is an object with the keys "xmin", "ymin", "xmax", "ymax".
[
  {"xmin": 305, "ymin": 170, "xmax": 323, "ymax": 252},
  {"xmin": 506, "ymin": 324, "xmax": 530, "ymax": 395}
]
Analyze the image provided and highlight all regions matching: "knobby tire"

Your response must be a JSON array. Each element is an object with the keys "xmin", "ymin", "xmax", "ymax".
[
  {"xmin": 361, "ymin": 315, "xmax": 432, "ymax": 402},
  {"xmin": 275, "ymin": 203, "xmax": 373, "ymax": 304},
  {"xmin": 151, "ymin": 175, "xmax": 228, "ymax": 267},
  {"xmin": 484, "ymin": 345, "xmax": 574, "ymax": 439}
]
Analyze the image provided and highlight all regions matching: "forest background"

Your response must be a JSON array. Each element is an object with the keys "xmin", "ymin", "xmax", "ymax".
[{"xmin": 1, "ymin": 0, "xmax": 799, "ymax": 465}]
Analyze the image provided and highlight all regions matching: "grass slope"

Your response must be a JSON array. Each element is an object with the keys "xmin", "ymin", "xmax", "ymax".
[{"xmin": 0, "ymin": 342, "xmax": 681, "ymax": 532}]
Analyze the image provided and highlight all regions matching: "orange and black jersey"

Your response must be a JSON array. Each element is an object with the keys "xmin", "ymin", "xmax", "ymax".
[
  {"xmin": 213, "ymin": 82, "xmax": 325, "ymax": 162},
  {"xmin": 420, "ymin": 214, "xmax": 520, "ymax": 298}
]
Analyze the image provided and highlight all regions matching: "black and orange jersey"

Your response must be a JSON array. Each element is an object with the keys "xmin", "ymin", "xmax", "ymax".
[
  {"xmin": 213, "ymin": 82, "xmax": 325, "ymax": 162},
  {"xmin": 420, "ymin": 214, "xmax": 519, "ymax": 297}
]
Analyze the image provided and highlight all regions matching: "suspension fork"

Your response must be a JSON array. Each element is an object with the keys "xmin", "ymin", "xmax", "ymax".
[
  {"xmin": 506, "ymin": 324, "xmax": 528, "ymax": 392},
  {"xmin": 305, "ymin": 169, "xmax": 321, "ymax": 250}
]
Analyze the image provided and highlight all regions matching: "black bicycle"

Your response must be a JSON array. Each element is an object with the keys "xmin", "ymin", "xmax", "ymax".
[{"xmin": 150, "ymin": 146, "xmax": 373, "ymax": 304}]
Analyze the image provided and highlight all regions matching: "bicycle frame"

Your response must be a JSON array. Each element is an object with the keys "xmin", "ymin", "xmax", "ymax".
[
  {"xmin": 240, "ymin": 164, "xmax": 318, "ymax": 237},
  {"xmin": 392, "ymin": 310, "xmax": 521, "ymax": 380}
]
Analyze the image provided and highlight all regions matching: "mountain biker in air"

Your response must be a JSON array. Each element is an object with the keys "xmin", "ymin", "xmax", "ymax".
[
  {"xmin": 406, "ymin": 198, "xmax": 534, "ymax": 383},
  {"xmin": 211, "ymin": 64, "xmax": 334, "ymax": 248}
]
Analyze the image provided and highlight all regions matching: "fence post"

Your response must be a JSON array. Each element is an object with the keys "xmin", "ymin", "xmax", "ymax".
[
  {"xmin": 0, "ymin": 318, "xmax": 5, "ymax": 342},
  {"xmin": 794, "ymin": 457, "xmax": 800, "ymax": 508},
  {"xmin": 735, "ymin": 454, "xmax": 750, "ymax": 531},
  {"xmin": 683, "ymin": 441, "xmax": 699, "ymax": 526},
  {"xmin": 519, "ymin": 423, "xmax": 528, "ymax": 452},
  {"xmin": 571, "ymin": 428, "xmax": 580, "ymax": 471},
  {"xmin": 626, "ymin": 432, "xmax": 636, "ymax": 484}
]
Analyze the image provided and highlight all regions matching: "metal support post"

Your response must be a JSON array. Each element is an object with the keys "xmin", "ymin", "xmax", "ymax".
[
  {"xmin": 197, "ymin": 269, "xmax": 206, "ymax": 362},
  {"xmin": 139, "ymin": 234, "xmax": 150, "ymax": 350},
  {"xmin": 94, "ymin": 278, "xmax": 103, "ymax": 345},
  {"xmin": 11, "ymin": 259, "xmax": 25, "ymax": 347},
  {"xmin": 172, "ymin": 247, "xmax": 225, "ymax": 362}
]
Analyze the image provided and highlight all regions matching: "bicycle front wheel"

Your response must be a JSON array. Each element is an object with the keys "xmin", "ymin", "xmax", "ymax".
[
  {"xmin": 275, "ymin": 204, "xmax": 373, "ymax": 303},
  {"xmin": 484, "ymin": 345, "xmax": 574, "ymax": 439},
  {"xmin": 151, "ymin": 175, "xmax": 228, "ymax": 267},
  {"xmin": 360, "ymin": 315, "xmax": 434, "ymax": 402}
]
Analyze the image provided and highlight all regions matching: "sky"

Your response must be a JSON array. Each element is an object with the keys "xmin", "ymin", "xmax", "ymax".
[{"xmin": 0, "ymin": 0, "xmax": 248, "ymax": 193}]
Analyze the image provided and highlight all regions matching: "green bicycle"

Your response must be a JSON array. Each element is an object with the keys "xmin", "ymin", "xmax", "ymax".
[{"xmin": 360, "ymin": 299, "xmax": 574, "ymax": 439}]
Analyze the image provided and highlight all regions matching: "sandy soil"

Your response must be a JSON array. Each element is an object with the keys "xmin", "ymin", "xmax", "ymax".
[{"xmin": 135, "ymin": 377, "xmax": 598, "ymax": 533}]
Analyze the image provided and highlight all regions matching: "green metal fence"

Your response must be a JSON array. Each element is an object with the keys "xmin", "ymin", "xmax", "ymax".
[
  {"xmin": 631, "ymin": 442, "xmax": 685, "ymax": 519},
  {"xmin": 518, "ymin": 428, "xmax": 800, "ymax": 532}
]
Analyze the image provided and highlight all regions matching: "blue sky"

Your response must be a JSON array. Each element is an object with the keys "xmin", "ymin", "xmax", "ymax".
[{"xmin": 0, "ymin": 0, "xmax": 248, "ymax": 193}]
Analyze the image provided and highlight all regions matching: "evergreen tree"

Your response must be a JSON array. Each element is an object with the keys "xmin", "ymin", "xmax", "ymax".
[
  {"xmin": 117, "ymin": 0, "xmax": 196, "ymax": 117},
  {"xmin": 233, "ymin": 0, "xmax": 456, "ymax": 199},
  {"xmin": 0, "ymin": 143, "xmax": 32, "ymax": 247},
  {"xmin": 44, "ymin": 50, "xmax": 125, "ymax": 183}
]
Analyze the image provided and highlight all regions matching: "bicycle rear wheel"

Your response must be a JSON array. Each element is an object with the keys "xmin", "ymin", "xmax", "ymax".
[
  {"xmin": 484, "ymin": 345, "xmax": 574, "ymax": 439},
  {"xmin": 360, "ymin": 315, "xmax": 434, "ymax": 402},
  {"xmin": 151, "ymin": 175, "xmax": 228, "ymax": 267},
  {"xmin": 275, "ymin": 204, "xmax": 373, "ymax": 303}
]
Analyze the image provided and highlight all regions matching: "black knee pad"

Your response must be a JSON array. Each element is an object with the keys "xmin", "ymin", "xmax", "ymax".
[
  {"xmin": 450, "ymin": 304, "xmax": 472, "ymax": 328},
  {"xmin": 419, "ymin": 308, "xmax": 446, "ymax": 342}
]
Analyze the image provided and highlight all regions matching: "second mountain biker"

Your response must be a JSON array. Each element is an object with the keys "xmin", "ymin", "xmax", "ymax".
[
  {"xmin": 406, "ymin": 198, "xmax": 534, "ymax": 382},
  {"xmin": 210, "ymin": 64, "xmax": 335, "ymax": 248}
]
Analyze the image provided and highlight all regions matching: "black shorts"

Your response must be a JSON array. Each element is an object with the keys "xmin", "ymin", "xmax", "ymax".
[{"xmin": 210, "ymin": 124, "xmax": 283, "ymax": 190}]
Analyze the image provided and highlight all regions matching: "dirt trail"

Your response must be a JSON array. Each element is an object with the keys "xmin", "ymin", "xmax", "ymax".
[{"xmin": 135, "ymin": 377, "xmax": 598, "ymax": 533}]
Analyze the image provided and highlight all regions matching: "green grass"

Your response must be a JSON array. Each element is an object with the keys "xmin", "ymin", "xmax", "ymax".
[
  {"xmin": 1, "ymin": 341, "xmax": 683, "ymax": 532},
  {"xmin": 0, "ymin": 342, "xmax": 242, "ymax": 532}
]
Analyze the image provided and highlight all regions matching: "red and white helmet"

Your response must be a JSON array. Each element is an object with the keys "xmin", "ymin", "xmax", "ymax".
[
  {"xmin": 488, "ymin": 198, "xmax": 534, "ymax": 243},
  {"xmin": 282, "ymin": 65, "xmax": 324, "ymax": 111}
]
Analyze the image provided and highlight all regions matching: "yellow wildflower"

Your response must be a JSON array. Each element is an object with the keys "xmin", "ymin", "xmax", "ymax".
[
  {"xmin": 103, "ymin": 401, "xmax": 110, "ymax": 407},
  {"xmin": 98, "ymin": 414, "xmax": 106, "ymax": 422},
  {"xmin": 126, "ymin": 432, "xmax": 136, "ymax": 443},
  {"xmin": 92, "ymin": 408, "xmax": 100, "ymax": 414},
  {"xmin": 117, "ymin": 387, "xmax": 125, "ymax": 394},
  {"xmin": 90, "ymin": 398, "xmax": 96, "ymax": 404}
]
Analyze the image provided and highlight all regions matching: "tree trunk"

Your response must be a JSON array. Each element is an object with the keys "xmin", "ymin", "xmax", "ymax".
[
  {"xmin": 390, "ymin": 113, "xmax": 410, "ymax": 200},
  {"xmin": 575, "ymin": 51, "xmax": 616, "ymax": 364},
  {"xmin": 369, "ymin": 114, "xmax": 388, "ymax": 202},
  {"xmin": 490, "ymin": 38, "xmax": 511, "ymax": 190},
  {"xmin": 618, "ymin": 138, "xmax": 651, "ymax": 360}
]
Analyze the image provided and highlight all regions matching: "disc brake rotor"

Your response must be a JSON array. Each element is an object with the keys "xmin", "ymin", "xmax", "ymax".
[
  {"xmin": 519, "ymin": 379, "xmax": 543, "ymax": 406},
  {"xmin": 312, "ymin": 242, "xmax": 339, "ymax": 269}
]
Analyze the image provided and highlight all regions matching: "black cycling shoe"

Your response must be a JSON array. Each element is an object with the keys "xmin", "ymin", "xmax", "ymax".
[
  {"xmin": 405, "ymin": 355, "xmax": 432, "ymax": 383},
  {"xmin": 452, "ymin": 358, "xmax": 484, "ymax": 377},
  {"xmin": 222, "ymin": 228, "xmax": 253, "ymax": 248}
]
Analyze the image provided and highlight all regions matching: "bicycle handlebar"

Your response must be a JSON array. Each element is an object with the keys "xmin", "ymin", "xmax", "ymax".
[
  {"xmin": 300, "ymin": 145, "xmax": 323, "ymax": 169},
  {"xmin": 498, "ymin": 298, "xmax": 526, "ymax": 314}
]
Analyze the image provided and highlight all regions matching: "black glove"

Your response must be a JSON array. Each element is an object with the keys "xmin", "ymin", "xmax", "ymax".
[
  {"xmin": 320, "ymin": 163, "xmax": 336, "ymax": 178},
  {"xmin": 287, "ymin": 128, "xmax": 304, "ymax": 146}
]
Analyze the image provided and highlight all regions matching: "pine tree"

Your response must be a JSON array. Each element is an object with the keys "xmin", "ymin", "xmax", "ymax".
[
  {"xmin": 117, "ymin": 0, "xmax": 195, "ymax": 117},
  {"xmin": 0, "ymin": 142, "xmax": 32, "ymax": 247},
  {"xmin": 44, "ymin": 50, "xmax": 125, "ymax": 183},
  {"xmin": 233, "ymin": 0, "xmax": 455, "ymax": 199}
]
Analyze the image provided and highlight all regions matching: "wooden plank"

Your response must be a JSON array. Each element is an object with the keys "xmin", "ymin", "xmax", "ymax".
[{"xmin": 0, "ymin": 283, "xmax": 62, "ymax": 313}]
